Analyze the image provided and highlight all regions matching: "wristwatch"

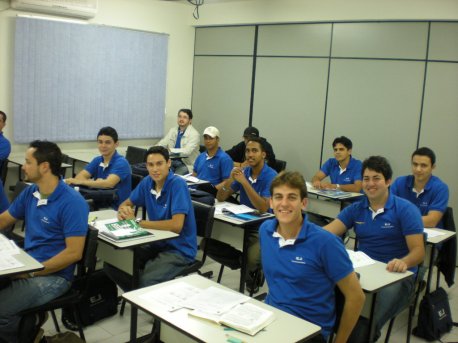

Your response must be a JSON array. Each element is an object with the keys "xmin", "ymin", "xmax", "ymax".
[{"xmin": 336, "ymin": 184, "xmax": 340, "ymax": 190}]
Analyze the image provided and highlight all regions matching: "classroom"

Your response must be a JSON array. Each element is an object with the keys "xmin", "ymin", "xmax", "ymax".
[{"xmin": 0, "ymin": 0, "xmax": 457, "ymax": 342}]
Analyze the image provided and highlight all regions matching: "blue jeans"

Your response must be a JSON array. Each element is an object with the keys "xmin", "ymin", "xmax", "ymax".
[
  {"xmin": 349, "ymin": 275, "xmax": 415, "ymax": 343},
  {"xmin": 0, "ymin": 276, "xmax": 71, "ymax": 343},
  {"xmin": 171, "ymin": 159, "xmax": 189, "ymax": 175},
  {"xmin": 104, "ymin": 250, "xmax": 192, "ymax": 291}
]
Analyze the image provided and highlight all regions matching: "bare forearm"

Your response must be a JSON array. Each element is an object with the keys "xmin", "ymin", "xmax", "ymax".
[
  {"xmin": 139, "ymin": 218, "xmax": 182, "ymax": 234},
  {"xmin": 335, "ymin": 297, "xmax": 365, "ymax": 343},
  {"xmin": 240, "ymin": 181, "xmax": 268, "ymax": 213}
]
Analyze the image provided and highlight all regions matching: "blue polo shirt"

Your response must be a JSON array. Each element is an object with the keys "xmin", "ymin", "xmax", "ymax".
[
  {"xmin": 260, "ymin": 217, "xmax": 353, "ymax": 338},
  {"xmin": 321, "ymin": 156, "xmax": 362, "ymax": 185},
  {"xmin": 338, "ymin": 192, "xmax": 423, "ymax": 271},
  {"xmin": 231, "ymin": 163, "xmax": 277, "ymax": 208},
  {"xmin": 391, "ymin": 175, "xmax": 449, "ymax": 229},
  {"xmin": 0, "ymin": 182, "xmax": 9, "ymax": 213},
  {"xmin": 85, "ymin": 151, "xmax": 131, "ymax": 209},
  {"xmin": 193, "ymin": 148, "xmax": 233, "ymax": 186},
  {"xmin": 0, "ymin": 132, "xmax": 11, "ymax": 161},
  {"xmin": 129, "ymin": 171, "xmax": 197, "ymax": 261},
  {"xmin": 8, "ymin": 181, "xmax": 89, "ymax": 281}
]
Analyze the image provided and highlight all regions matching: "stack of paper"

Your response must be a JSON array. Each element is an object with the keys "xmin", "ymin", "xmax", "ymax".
[
  {"xmin": 0, "ymin": 234, "xmax": 24, "ymax": 271},
  {"xmin": 346, "ymin": 250, "xmax": 376, "ymax": 268}
]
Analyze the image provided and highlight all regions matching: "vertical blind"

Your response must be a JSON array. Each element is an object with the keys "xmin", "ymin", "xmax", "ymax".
[{"xmin": 13, "ymin": 17, "xmax": 168, "ymax": 143}]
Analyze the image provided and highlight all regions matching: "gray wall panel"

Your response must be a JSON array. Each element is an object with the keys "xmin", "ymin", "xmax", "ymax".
[
  {"xmin": 420, "ymin": 62, "xmax": 458, "ymax": 212},
  {"xmin": 332, "ymin": 22, "xmax": 428, "ymax": 60},
  {"xmin": 429, "ymin": 23, "xmax": 458, "ymax": 61},
  {"xmin": 195, "ymin": 26, "xmax": 255, "ymax": 55},
  {"xmin": 257, "ymin": 24, "xmax": 332, "ymax": 56},
  {"xmin": 191, "ymin": 56, "xmax": 253, "ymax": 148},
  {"xmin": 324, "ymin": 59, "xmax": 425, "ymax": 178},
  {"xmin": 252, "ymin": 57, "xmax": 329, "ymax": 180}
]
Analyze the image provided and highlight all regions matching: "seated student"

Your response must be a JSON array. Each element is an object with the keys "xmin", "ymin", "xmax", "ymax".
[
  {"xmin": 325, "ymin": 156, "xmax": 424, "ymax": 343},
  {"xmin": 191, "ymin": 126, "xmax": 233, "ymax": 196},
  {"xmin": 65, "ymin": 126, "xmax": 131, "ymax": 210},
  {"xmin": 104, "ymin": 146, "xmax": 197, "ymax": 290},
  {"xmin": 391, "ymin": 147, "xmax": 449, "ymax": 228},
  {"xmin": 0, "ymin": 110, "xmax": 11, "ymax": 163},
  {"xmin": 260, "ymin": 171, "xmax": 364, "ymax": 343},
  {"xmin": 312, "ymin": 136, "xmax": 362, "ymax": 193},
  {"xmin": 155, "ymin": 108, "xmax": 200, "ymax": 175},
  {"xmin": 0, "ymin": 141, "xmax": 89, "ymax": 343},
  {"xmin": 217, "ymin": 137, "xmax": 277, "ymax": 292},
  {"xmin": 226, "ymin": 126, "xmax": 276, "ymax": 169}
]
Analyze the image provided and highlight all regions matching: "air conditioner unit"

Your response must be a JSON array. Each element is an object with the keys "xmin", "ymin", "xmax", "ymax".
[{"xmin": 11, "ymin": 0, "xmax": 98, "ymax": 19}]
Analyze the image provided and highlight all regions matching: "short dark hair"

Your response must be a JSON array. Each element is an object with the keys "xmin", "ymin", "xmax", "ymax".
[
  {"xmin": 332, "ymin": 136, "xmax": 352, "ymax": 150},
  {"xmin": 412, "ymin": 147, "xmax": 436, "ymax": 165},
  {"xmin": 362, "ymin": 156, "xmax": 393, "ymax": 181},
  {"xmin": 97, "ymin": 126, "xmax": 118, "ymax": 143},
  {"xmin": 29, "ymin": 140, "xmax": 63, "ymax": 177},
  {"xmin": 0, "ymin": 111, "xmax": 6, "ymax": 122},
  {"xmin": 270, "ymin": 171, "xmax": 308, "ymax": 199},
  {"xmin": 147, "ymin": 146, "xmax": 169, "ymax": 161},
  {"xmin": 246, "ymin": 137, "xmax": 266, "ymax": 152},
  {"xmin": 178, "ymin": 108, "xmax": 193, "ymax": 120}
]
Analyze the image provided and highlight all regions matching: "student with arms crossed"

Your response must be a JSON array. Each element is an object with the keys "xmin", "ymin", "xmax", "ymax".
[
  {"xmin": 0, "ymin": 141, "xmax": 89, "ymax": 343},
  {"xmin": 104, "ymin": 146, "xmax": 197, "ymax": 290},
  {"xmin": 391, "ymin": 147, "xmax": 449, "ymax": 228},
  {"xmin": 65, "ymin": 126, "xmax": 131, "ymax": 210},
  {"xmin": 325, "ymin": 156, "xmax": 424, "ymax": 342},
  {"xmin": 312, "ymin": 136, "xmax": 362, "ymax": 193},
  {"xmin": 260, "ymin": 171, "xmax": 364, "ymax": 343},
  {"xmin": 192, "ymin": 126, "xmax": 233, "ymax": 196},
  {"xmin": 217, "ymin": 137, "xmax": 277, "ymax": 293}
]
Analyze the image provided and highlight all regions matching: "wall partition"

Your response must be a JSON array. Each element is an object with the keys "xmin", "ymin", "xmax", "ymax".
[{"xmin": 191, "ymin": 21, "xmax": 458, "ymax": 211}]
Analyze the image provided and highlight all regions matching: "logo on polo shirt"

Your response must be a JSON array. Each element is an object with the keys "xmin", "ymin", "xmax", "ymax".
[
  {"xmin": 41, "ymin": 216, "xmax": 50, "ymax": 225},
  {"xmin": 382, "ymin": 222, "xmax": 394, "ymax": 229},
  {"xmin": 208, "ymin": 163, "xmax": 215, "ymax": 169},
  {"xmin": 420, "ymin": 201, "xmax": 429, "ymax": 208},
  {"xmin": 291, "ymin": 256, "xmax": 306, "ymax": 265},
  {"xmin": 343, "ymin": 177, "xmax": 351, "ymax": 182}
]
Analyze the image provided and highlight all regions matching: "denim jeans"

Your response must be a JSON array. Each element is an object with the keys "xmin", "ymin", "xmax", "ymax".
[
  {"xmin": 171, "ymin": 159, "xmax": 189, "ymax": 175},
  {"xmin": 349, "ymin": 275, "xmax": 415, "ymax": 343},
  {"xmin": 104, "ymin": 250, "xmax": 192, "ymax": 291},
  {"xmin": 0, "ymin": 275, "xmax": 71, "ymax": 343}
]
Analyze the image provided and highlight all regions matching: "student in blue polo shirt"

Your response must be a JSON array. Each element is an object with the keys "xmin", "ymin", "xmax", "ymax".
[
  {"xmin": 0, "ymin": 140, "xmax": 88, "ymax": 343},
  {"xmin": 0, "ymin": 111, "xmax": 11, "ymax": 163},
  {"xmin": 104, "ymin": 146, "xmax": 197, "ymax": 290},
  {"xmin": 391, "ymin": 147, "xmax": 449, "ymax": 228},
  {"xmin": 325, "ymin": 156, "xmax": 424, "ymax": 342},
  {"xmin": 260, "ymin": 171, "xmax": 364, "ymax": 343},
  {"xmin": 192, "ymin": 126, "xmax": 233, "ymax": 196},
  {"xmin": 217, "ymin": 137, "xmax": 277, "ymax": 293},
  {"xmin": 66, "ymin": 126, "xmax": 131, "ymax": 210},
  {"xmin": 0, "ymin": 181, "xmax": 8, "ymax": 213},
  {"xmin": 312, "ymin": 136, "xmax": 362, "ymax": 193}
]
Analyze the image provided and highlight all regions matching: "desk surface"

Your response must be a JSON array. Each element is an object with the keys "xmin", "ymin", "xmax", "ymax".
[
  {"xmin": 355, "ymin": 260, "xmax": 413, "ymax": 293},
  {"xmin": 214, "ymin": 202, "xmax": 275, "ymax": 226},
  {"xmin": 0, "ymin": 249, "xmax": 44, "ymax": 277},
  {"xmin": 425, "ymin": 228, "xmax": 456, "ymax": 245},
  {"xmin": 123, "ymin": 274, "xmax": 321, "ymax": 343},
  {"xmin": 90, "ymin": 210, "xmax": 178, "ymax": 249}
]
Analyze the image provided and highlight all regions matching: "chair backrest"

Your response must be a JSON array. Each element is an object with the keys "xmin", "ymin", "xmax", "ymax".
[
  {"xmin": 273, "ymin": 159, "xmax": 287, "ymax": 173},
  {"xmin": 125, "ymin": 146, "xmax": 148, "ymax": 165},
  {"xmin": 12, "ymin": 181, "xmax": 31, "ymax": 202},
  {"xmin": 76, "ymin": 225, "xmax": 99, "ymax": 277},
  {"xmin": 199, "ymin": 144, "xmax": 206, "ymax": 153},
  {"xmin": 131, "ymin": 173, "xmax": 144, "ymax": 190},
  {"xmin": 0, "ymin": 159, "xmax": 8, "ymax": 185},
  {"xmin": 192, "ymin": 200, "xmax": 215, "ymax": 239},
  {"xmin": 443, "ymin": 207, "xmax": 456, "ymax": 233}
]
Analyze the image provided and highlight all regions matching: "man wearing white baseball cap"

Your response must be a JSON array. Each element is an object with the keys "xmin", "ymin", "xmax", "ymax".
[{"xmin": 192, "ymin": 126, "xmax": 233, "ymax": 196}]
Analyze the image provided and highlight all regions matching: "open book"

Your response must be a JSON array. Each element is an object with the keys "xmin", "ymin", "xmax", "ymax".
[
  {"xmin": 97, "ymin": 219, "xmax": 152, "ymax": 241},
  {"xmin": 189, "ymin": 302, "xmax": 275, "ymax": 336}
]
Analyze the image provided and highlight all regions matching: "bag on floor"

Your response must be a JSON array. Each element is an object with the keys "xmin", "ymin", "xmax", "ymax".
[
  {"xmin": 412, "ymin": 287, "xmax": 457, "ymax": 341},
  {"xmin": 62, "ymin": 270, "xmax": 118, "ymax": 328}
]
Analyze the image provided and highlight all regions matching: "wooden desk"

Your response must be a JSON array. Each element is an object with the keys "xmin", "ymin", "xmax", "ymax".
[
  {"xmin": 424, "ymin": 228, "xmax": 456, "ymax": 292},
  {"xmin": 122, "ymin": 274, "xmax": 321, "ymax": 343},
  {"xmin": 355, "ymin": 260, "xmax": 413, "ymax": 342},
  {"xmin": 0, "ymin": 249, "xmax": 44, "ymax": 278},
  {"xmin": 214, "ymin": 202, "xmax": 274, "ymax": 293},
  {"xmin": 90, "ymin": 209, "xmax": 178, "ymax": 342}
]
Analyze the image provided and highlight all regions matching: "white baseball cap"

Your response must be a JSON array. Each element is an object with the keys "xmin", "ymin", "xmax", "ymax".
[{"xmin": 203, "ymin": 126, "xmax": 220, "ymax": 138}]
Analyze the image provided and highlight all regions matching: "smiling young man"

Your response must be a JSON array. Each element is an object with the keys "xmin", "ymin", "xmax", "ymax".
[
  {"xmin": 325, "ymin": 156, "xmax": 424, "ymax": 342},
  {"xmin": 312, "ymin": 136, "xmax": 362, "ymax": 193},
  {"xmin": 103, "ymin": 146, "xmax": 197, "ymax": 290},
  {"xmin": 217, "ymin": 137, "xmax": 277, "ymax": 292},
  {"xmin": 191, "ymin": 126, "xmax": 233, "ymax": 196},
  {"xmin": 65, "ymin": 126, "xmax": 131, "ymax": 210},
  {"xmin": 0, "ymin": 141, "xmax": 88, "ymax": 343},
  {"xmin": 260, "ymin": 171, "xmax": 364, "ymax": 343},
  {"xmin": 391, "ymin": 147, "xmax": 449, "ymax": 228},
  {"xmin": 156, "ymin": 108, "xmax": 200, "ymax": 175}
]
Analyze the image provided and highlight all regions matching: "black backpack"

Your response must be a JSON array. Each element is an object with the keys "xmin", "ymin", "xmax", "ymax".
[{"xmin": 413, "ymin": 287, "xmax": 458, "ymax": 341}]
